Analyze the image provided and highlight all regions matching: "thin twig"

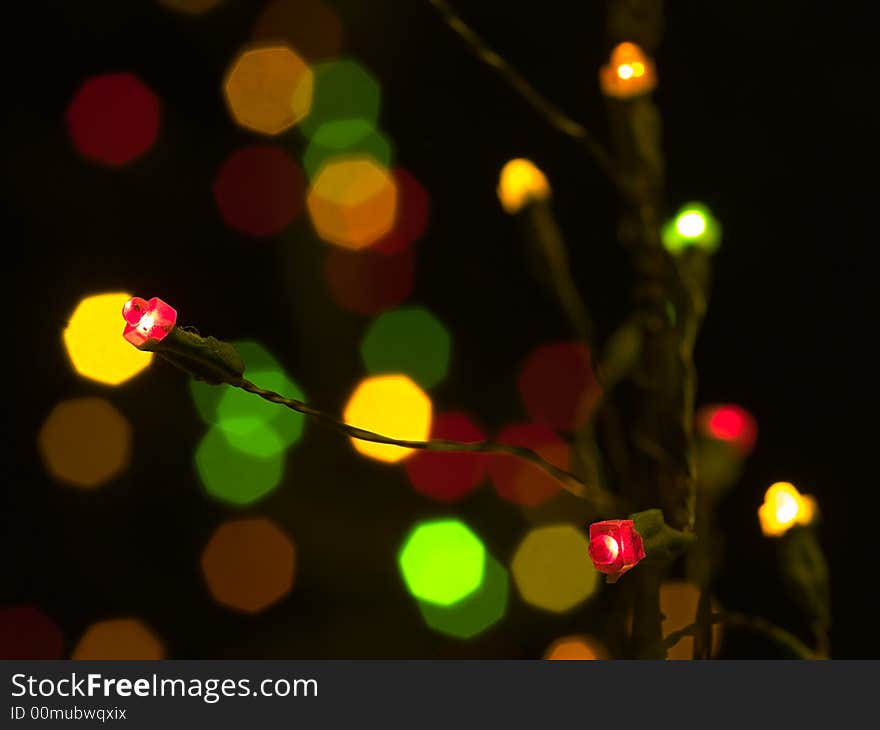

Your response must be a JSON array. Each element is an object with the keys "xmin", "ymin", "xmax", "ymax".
[
  {"xmin": 428, "ymin": 0, "xmax": 625, "ymax": 191},
  {"xmin": 236, "ymin": 378, "xmax": 616, "ymax": 513},
  {"xmin": 692, "ymin": 586, "xmax": 713, "ymax": 659},
  {"xmin": 812, "ymin": 622, "xmax": 831, "ymax": 659},
  {"xmin": 524, "ymin": 202, "xmax": 596, "ymax": 346},
  {"xmin": 664, "ymin": 612, "xmax": 817, "ymax": 660},
  {"xmin": 603, "ymin": 0, "xmax": 675, "ymax": 659}
]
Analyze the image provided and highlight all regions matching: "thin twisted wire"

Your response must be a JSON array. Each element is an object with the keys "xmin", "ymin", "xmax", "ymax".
[{"xmin": 237, "ymin": 378, "xmax": 614, "ymax": 511}]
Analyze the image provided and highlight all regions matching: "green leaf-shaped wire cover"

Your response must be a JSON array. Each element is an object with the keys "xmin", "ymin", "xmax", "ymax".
[{"xmin": 190, "ymin": 340, "xmax": 307, "ymax": 454}]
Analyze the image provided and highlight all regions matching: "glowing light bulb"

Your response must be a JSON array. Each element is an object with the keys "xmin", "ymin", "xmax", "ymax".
[
  {"xmin": 799, "ymin": 495, "xmax": 817, "ymax": 525},
  {"xmin": 588, "ymin": 520, "xmax": 645, "ymax": 581},
  {"xmin": 138, "ymin": 312, "xmax": 156, "ymax": 334},
  {"xmin": 775, "ymin": 492, "xmax": 799, "ymax": 524},
  {"xmin": 122, "ymin": 297, "xmax": 148, "ymax": 326},
  {"xmin": 662, "ymin": 202, "xmax": 721, "ymax": 254},
  {"xmin": 590, "ymin": 534, "xmax": 620, "ymax": 566},
  {"xmin": 697, "ymin": 403, "xmax": 757, "ymax": 456},
  {"xmin": 121, "ymin": 296, "xmax": 177, "ymax": 348},
  {"xmin": 758, "ymin": 482, "xmax": 818, "ymax": 537},
  {"xmin": 676, "ymin": 211, "xmax": 707, "ymax": 238},
  {"xmin": 599, "ymin": 42, "xmax": 657, "ymax": 99},
  {"xmin": 708, "ymin": 407, "xmax": 743, "ymax": 439},
  {"xmin": 497, "ymin": 158, "xmax": 551, "ymax": 214}
]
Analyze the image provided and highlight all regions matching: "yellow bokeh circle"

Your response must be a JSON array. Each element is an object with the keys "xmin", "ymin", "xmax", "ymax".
[
  {"xmin": 38, "ymin": 397, "xmax": 132, "ymax": 489},
  {"xmin": 307, "ymin": 157, "xmax": 398, "ymax": 250},
  {"xmin": 342, "ymin": 374, "xmax": 432, "ymax": 463},
  {"xmin": 72, "ymin": 618, "xmax": 164, "ymax": 660},
  {"xmin": 63, "ymin": 292, "xmax": 153, "ymax": 385},
  {"xmin": 223, "ymin": 45, "xmax": 313, "ymax": 136},
  {"xmin": 660, "ymin": 581, "xmax": 723, "ymax": 660},
  {"xmin": 511, "ymin": 524, "xmax": 599, "ymax": 613}
]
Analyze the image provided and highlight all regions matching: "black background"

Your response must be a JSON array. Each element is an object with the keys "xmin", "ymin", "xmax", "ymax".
[{"xmin": 4, "ymin": 0, "xmax": 877, "ymax": 658}]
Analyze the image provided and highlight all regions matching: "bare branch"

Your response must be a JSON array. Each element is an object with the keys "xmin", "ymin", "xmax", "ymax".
[
  {"xmin": 428, "ymin": 0, "xmax": 625, "ymax": 191},
  {"xmin": 664, "ymin": 612, "xmax": 818, "ymax": 660}
]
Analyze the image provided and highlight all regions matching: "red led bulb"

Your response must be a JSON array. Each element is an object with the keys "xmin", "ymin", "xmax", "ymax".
[
  {"xmin": 122, "ymin": 297, "xmax": 149, "ymax": 325},
  {"xmin": 122, "ymin": 296, "xmax": 177, "ymax": 348},
  {"xmin": 588, "ymin": 519, "xmax": 645, "ymax": 582},
  {"xmin": 696, "ymin": 403, "xmax": 757, "ymax": 456}
]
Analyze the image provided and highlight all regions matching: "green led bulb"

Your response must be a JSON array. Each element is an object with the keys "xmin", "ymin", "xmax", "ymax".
[{"xmin": 661, "ymin": 202, "xmax": 721, "ymax": 254}]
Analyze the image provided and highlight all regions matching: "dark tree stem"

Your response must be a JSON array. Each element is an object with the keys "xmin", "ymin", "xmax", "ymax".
[
  {"xmin": 603, "ymin": 0, "xmax": 709, "ymax": 658},
  {"xmin": 665, "ymin": 612, "xmax": 818, "ymax": 660},
  {"xmin": 631, "ymin": 565, "xmax": 666, "ymax": 658},
  {"xmin": 427, "ymin": 0, "xmax": 711, "ymax": 659}
]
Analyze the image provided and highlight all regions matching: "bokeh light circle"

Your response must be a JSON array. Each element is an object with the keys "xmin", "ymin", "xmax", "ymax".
[
  {"xmin": 659, "ymin": 581, "xmax": 723, "ymax": 660},
  {"xmin": 216, "ymin": 370, "xmax": 306, "ymax": 450},
  {"xmin": 251, "ymin": 0, "xmax": 342, "ymax": 62},
  {"xmin": 189, "ymin": 341, "xmax": 307, "ymax": 457},
  {"xmin": 342, "ymin": 374, "xmax": 432, "ymax": 463},
  {"xmin": 223, "ymin": 45, "xmax": 313, "ymax": 136},
  {"xmin": 417, "ymin": 554, "xmax": 508, "ymax": 638},
  {"xmin": 372, "ymin": 167, "xmax": 430, "ymax": 255},
  {"xmin": 404, "ymin": 412, "xmax": 488, "ymax": 503},
  {"xmin": 360, "ymin": 306, "xmax": 451, "ymax": 389},
  {"xmin": 72, "ymin": 619, "xmax": 164, "ymax": 660},
  {"xmin": 517, "ymin": 341, "xmax": 602, "ymax": 432},
  {"xmin": 0, "ymin": 606, "xmax": 64, "ymax": 660},
  {"xmin": 66, "ymin": 73, "xmax": 160, "ymax": 166},
  {"xmin": 213, "ymin": 145, "xmax": 306, "ymax": 237},
  {"xmin": 544, "ymin": 634, "xmax": 608, "ymax": 660},
  {"xmin": 190, "ymin": 340, "xmax": 285, "ymax": 423},
  {"xmin": 324, "ymin": 247, "xmax": 414, "ymax": 316},
  {"xmin": 398, "ymin": 519, "xmax": 486, "ymax": 607},
  {"xmin": 299, "ymin": 59, "xmax": 381, "ymax": 139},
  {"xmin": 38, "ymin": 398, "xmax": 132, "ymax": 489},
  {"xmin": 63, "ymin": 292, "xmax": 153, "ymax": 385},
  {"xmin": 303, "ymin": 120, "xmax": 393, "ymax": 180},
  {"xmin": 219, "ymin": 420, "xmax": 286, "ymax": 459},
  {"xmin": 489, "ymin": 423, "xmax": 569, "ymax": 506},
  {"xmin": 195, "ymin": 425, "xmax": 285, "ymax": 505},
  {"xmin": 201, "ymin": 517, "xmax": 296, "ymax": 613},
  {"xmin": 307, "ymin": 157, "xmax": 398, "ymax": 250},
  {"xmin": 511, "ymin": 524, "xmax": 599, "ymax": 613}
]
